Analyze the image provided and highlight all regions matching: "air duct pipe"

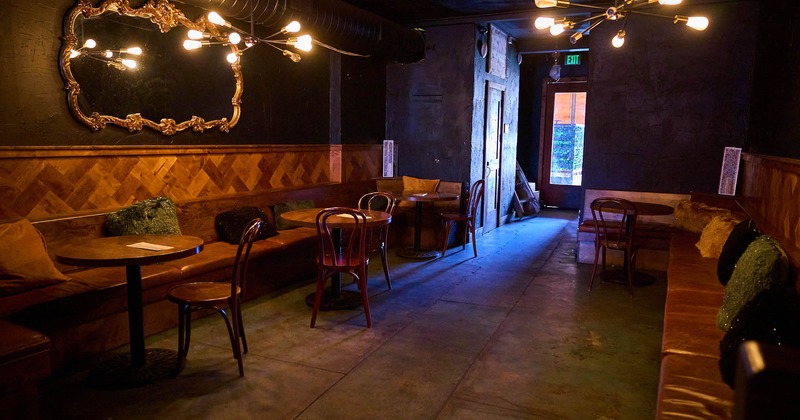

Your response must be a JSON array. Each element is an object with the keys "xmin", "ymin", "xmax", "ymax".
[{"xmin": 174, "ymin": 0, "xmax": 426, "ymax": 63}]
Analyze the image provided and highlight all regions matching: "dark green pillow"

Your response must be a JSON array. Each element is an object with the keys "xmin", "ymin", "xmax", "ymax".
[
  {"xmin": 215, "ymin": 207, "xmax": 277, "ymax": 244},
  {"xmin": 717, "ymin": 219, "xmax": 759, "ymax": 286},
  {"xmin": 717, "ymin": 235, "xmax": 789, "ymax": 331},
  {"xmin": 273, "ymin": 200, "xmax": 315, "ymax": 230},
  {"xmin": 105, "ymin": 196, "xmax": 182, "ymax": 236}
]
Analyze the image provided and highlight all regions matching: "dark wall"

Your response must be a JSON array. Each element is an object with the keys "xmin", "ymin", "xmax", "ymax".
[
  {"xmin": 0, "ymin": 0, "xmax": 337, "ymax": 146},
  {"xmin": 386, "ymin": 24, "xmax": 476, "ymax": 183},
  {"xmin": 341, "ymin": 56, "xmax": 386, "ymax": 144},
  {"xmin": 583, "ymin": 0, "xmax": 758, "ymax": 194},
  {"xmin": 748, "ymin": 2, "xmax": 800, "ymax": 159}
]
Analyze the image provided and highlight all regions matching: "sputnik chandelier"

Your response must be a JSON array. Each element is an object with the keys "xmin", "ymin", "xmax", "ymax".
[
  {"xmin": 183, "ymin": 11, "xmax": 313, "ymax": 63},
  {"xmin": 533, "ymin": 0, "xmax": 709, "ymax": 48},
  {"xmin": 69, "ymin": 39, "xmax": 143, "ymax": 70}
]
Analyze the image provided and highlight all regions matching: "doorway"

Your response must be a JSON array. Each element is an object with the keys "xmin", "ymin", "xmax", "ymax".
[
  {"xmin": 484, "ymin": 82, "xmax": 504, "ymax": 233},
  {"xmin": 539, "ymin": 79, "xmax": 587, "ymax": 209}
]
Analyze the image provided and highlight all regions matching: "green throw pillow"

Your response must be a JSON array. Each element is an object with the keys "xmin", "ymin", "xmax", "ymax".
[
  {"xmin": 716, "ymin": 235, "xmax": 789, "ymax": 331},
  {"xmin": 105, "ymin": 196, "xmax": 182, "ymax": 236},
  {"xmin": 273, "ymin": 200, "xmax": 315, "ymax": 230}
]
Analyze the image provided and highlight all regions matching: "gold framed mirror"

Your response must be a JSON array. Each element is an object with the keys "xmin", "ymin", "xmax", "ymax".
[{"xmin": 59, "ymin": 0, "xmax": 243, "ymax": 135}]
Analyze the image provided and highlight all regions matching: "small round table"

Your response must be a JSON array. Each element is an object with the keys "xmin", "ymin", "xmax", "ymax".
[
  {"xmin": 394, "ymin": 191, "xmax": 459, "ymax": 259},
  {"xmin": 279, "ymin": 208, "xmax": 392, "ymax": 310},
  {"xmin": 55, "ymin": 234, "xmax": 203, "ymax": 389}
]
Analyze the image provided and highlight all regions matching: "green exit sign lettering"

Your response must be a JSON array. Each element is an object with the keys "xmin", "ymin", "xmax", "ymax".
[{"xmin": 565, "ymin": 54, "xmax": 581, "ymax": 66}]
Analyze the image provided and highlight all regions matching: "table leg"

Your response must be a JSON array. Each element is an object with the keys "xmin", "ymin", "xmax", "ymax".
[
  {"xmin": 396, "ymin": 201, "xmax": 440, "ymax": 259},
  {"xmin": 86, "ymin": 264, "xmax": 178, "ymax": 389}
]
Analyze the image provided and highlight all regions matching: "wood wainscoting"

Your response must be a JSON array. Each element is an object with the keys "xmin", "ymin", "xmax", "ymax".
[
  {"xmin": 740, "ymin": 153, "xmax": 800, "ymax": 285},
  {"xmin": 0, "ymin": 144, "xmax": 382, "ymax": 221}
]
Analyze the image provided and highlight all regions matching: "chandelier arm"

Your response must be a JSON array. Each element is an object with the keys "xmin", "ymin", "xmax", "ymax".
[{"xmin": 627, "ymin": 10, "xmax": 675, "ymax": 20}]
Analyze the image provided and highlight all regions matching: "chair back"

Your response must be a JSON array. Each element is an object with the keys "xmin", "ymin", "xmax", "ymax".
[
  {"xmin": 466, "ymin": 179, "xmax": 486, "ymax": 218},
  {"xmin": 358, "ymin": 192, "xmax": 397, "ymax": 214},
  {"xmin": 316, "ymin": 207, "xmax": 368, "ymax": 270},
  {"xmin": 590, "ymin": 197, "xmax": 637, "ymax": 249},
  {"xmin": 232, "ymin": 218, "xmax": 262, "ymax": 302}
]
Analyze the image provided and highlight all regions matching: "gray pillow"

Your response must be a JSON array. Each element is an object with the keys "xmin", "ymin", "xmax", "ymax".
[
  {"xmin": 105, "ymin": 196, "xmax": 182, "ymax": 236},
  {"xmin": 716, "ymin": 235, "xmax": 789, "ymax": 331}
]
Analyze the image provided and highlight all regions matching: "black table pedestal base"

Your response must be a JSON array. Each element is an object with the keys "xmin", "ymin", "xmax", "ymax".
[
  {"xmin": 396, "ymin": 246, "xmax": 440, "ymax": 259},
  {"xmin": 305, "ymin": 290, "xmax": 363, "ymax": 310},
  {"xmin": 87, "ymin": 348, "xmax": 178, "ymax": 389},
  {"xmin": 602, "ymin": 269, "xmax": 656, "ymax": 286}
]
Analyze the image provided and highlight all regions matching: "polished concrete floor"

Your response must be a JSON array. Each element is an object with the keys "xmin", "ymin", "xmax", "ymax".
[{"xmin": 39, "ymin": 209, "xmax": 667, "ymax": 419}]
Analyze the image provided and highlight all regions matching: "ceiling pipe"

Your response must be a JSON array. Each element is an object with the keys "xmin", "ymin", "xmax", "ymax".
[{"xmin": 174, "ymin": 0, "xmax": 426, "ymax": 63}]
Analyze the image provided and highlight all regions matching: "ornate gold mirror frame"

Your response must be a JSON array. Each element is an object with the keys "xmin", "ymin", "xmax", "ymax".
[{"xmin": 59, "ymin": 0, "xmax": 243, "ymax": 135}]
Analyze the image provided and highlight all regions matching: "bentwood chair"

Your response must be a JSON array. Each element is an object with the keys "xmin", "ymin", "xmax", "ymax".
[
  {"xmin": 310, "ymin": 208, "xmax": 372, "ymax": 328},
  {"xmin": 589, "ymin": 197, "xmax": 639, "ymax": 296},
  {"xmin": 167, "ymin": 218, "xmax": 261, "ymax": 377},
  {"xmin": 357, "ymin": 192, "xmax": 397, "ymax": 289},
  {"xmin": 440, "ymin": 179, "xmax": 485, "ymax": 258}
]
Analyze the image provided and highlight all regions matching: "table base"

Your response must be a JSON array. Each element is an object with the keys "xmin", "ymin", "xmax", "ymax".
[
  {"xmin": 602, "ymin": 269, "xmax": 656, "ymax": 286},
  {"xmin": 87, "ymin": 348, "xmax": 178, "ymax": 389},
  {"xmin": 396, "ymin": 246, "xmax": 440, "ymax": 259},
  {"xmin": 304, "ymin": 290, "xmax": 363, "ymax": 311}
]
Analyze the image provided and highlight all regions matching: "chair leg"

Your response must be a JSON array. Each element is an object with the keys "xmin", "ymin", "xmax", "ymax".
[
  {"xmin": 356, "ymin": 269, "xmax": 372, "ymax": 328},
  {"xmin": 219, "ymin": 308, "xmax": 244, "ymax": 377},
  {"xmin": 441, "ymin": 220, "xmax": 453, "ymax": 257},
  {"xmin": 236, "ymin": 304, "xmax": 247, "ymax": 354},
  {"xmin": 380, "ymin": 245, "xmax": 392, "ymax": 289},
  {"xmin": 175, "ymin": 304, "xmax": 188, "ymax": 375},
  {"xmin": 461, "ymin": 222, "xmax": 468, "ymax": 251},
  {"xmin": 469, "ymin": 221, "xmax": 477, "ymax": 257},
  {"xmin": 183, "ymin": 309, "xmax": 192, "ymax": 359},
  {"xmin": 589, "ymin": 243, "xmax": 601, "ymax": 291},
  {"xmin": 310, "ymin": 269, "xmax": 326, "ymax": 328},
  {"xmin": 627, "ymin": 249, "xmax": 639, "ymax": 297}
]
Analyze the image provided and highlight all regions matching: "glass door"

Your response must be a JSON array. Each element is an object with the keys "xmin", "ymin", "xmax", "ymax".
[{"xmin": 540, "ymin": 79, "xmax": 587, "ymax": 209}]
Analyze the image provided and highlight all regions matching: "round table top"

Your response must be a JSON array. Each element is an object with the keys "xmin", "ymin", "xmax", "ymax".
[
  {"xmin": 393, "ymin": 191, "xmax": 459, "ymax": 202},
  {"xmin": 279, "ymin": 208, "xmax": 392, "ymax": 229},
  {"xmin": 55, "ymin": 234, "xmax": 204, "ymax": 267}
]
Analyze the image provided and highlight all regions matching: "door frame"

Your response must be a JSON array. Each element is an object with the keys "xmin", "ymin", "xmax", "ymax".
[
  {"xmin": 484, "ymin": 81, "xmax": 505, "ymax": 232},
  {"xmin": 538, "ymin": 77, "xmax": 587, "ymax": 209}
]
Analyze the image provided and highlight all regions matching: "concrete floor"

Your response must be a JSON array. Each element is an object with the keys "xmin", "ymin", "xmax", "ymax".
[{"xmin": 39, "ymin": 209, "xmax": 666, "ymax": 419}]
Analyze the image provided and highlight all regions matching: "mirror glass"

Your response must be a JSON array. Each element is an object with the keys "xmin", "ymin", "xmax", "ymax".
[{"xmin": 60, "ymin": 0, "xmax": 243, "ymax": 135}]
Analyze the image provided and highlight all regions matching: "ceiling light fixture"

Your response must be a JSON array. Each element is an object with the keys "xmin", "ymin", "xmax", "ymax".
[
  {"xmin": 183, "ymin": 10, "xmax": 312, "ymax": 63},
  {"xmin": 534, "ymin": 0, "xmax": 709, "ymax": 48}
]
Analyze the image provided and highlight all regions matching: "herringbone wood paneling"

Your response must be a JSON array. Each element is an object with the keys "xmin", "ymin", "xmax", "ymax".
[{"xmin": 0, "ymin": 144, "xmax": 382, "ymax": 221}]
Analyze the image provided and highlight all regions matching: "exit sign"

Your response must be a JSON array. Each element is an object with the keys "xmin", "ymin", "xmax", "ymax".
[{"xmin": 565, "ymin": 54, "xmax": 581, "ymax": 66}]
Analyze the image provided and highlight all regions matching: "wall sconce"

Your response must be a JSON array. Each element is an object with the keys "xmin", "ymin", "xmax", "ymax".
[
  {"xmin": 183, "ymin": 11, "xmax": 313, "ymax": 63},
  {"xmin": 69, "ymin": 38, "xmax": 143, "ymax": 70}
]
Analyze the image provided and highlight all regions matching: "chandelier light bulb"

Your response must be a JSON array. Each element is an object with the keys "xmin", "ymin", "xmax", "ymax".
[
  {"xmin": 658, "ymin": 0, "xmax": 682, "ymax": 4},
  {"xmin": 686, "ymin": 16, "xmax": 709, "ymax": 31},
  {"xmin": 226, "ymin": 52, "xmax": 239, "ymax": 63},
  {"xmin": 123, "ymin": 47, "xmax": 142, "ymax": 55},
  {"xmin": 83, "ymin": 39, "xmax": 97, "ymax": 49},
  {"xmin": 187, "ymin": 29, "xmax": 205, "ymax": 40},
  {"xmin": 283, "ymin": 21, "xmax": 301, "ymax": 33},
  {"xmin": 534, "ymin": 17, "xmax": 555, "ymax": 30},
  {"xmin": 183, "ymin": 40, "xmax": 203, "ymax": 50},
  {"xmin": 207, "ymin": 12, "xmax": 229, "ymax": 27},
  {"xmin": 228, "ymin": 32, "xmax": 241, "ymax": 45},
  {"xmin": 612, "ymin": 30, "xmax": 626, "ymax": 48},
  {"xmin": 69, "ymin": 49, "xmax": 80, "ymax": 58},
  {"xmin": 535, "ymin": 0, "xmax": 559, "ymax": 8},
  {"xmin": 550, "ymin": 23, "xmax": 565, "ymax": 36},
  {"xmin": 104, "ymin": 50, "xmax": 113, "ymax": 58},
  {"xmin": 121, "ymin": 59, "xmax": 137, "ymax": 69},
  {"xmin": 291, "ymin": 35, "xmax": 313, "ymax": 52}
]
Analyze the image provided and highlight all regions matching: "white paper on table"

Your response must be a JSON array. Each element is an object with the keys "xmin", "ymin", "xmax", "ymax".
[
  {"xmin": 413, "ymin": 193, "xmax": 428, "ymax": 197},
  {"xmin": 126, "ymin": 242, "xmax": 174, "ymax": 251}
]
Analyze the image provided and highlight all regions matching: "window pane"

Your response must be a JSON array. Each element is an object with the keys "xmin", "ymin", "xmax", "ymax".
[{"xmin": 550, "ymin": 92, "xmax": 586, "ymax": 186}]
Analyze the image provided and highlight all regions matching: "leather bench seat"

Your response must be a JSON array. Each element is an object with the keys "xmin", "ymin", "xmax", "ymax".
[
  {"xmin": 656, "ymin": 353, "xmax": 733, "ymax": 419},
  {"xmin": 0, "ymin": 320, "xmax": 51, "ymax": 419},
  {"xmin": 667, "ymin": 232, "xmax": 725, "ymax": 294}
]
